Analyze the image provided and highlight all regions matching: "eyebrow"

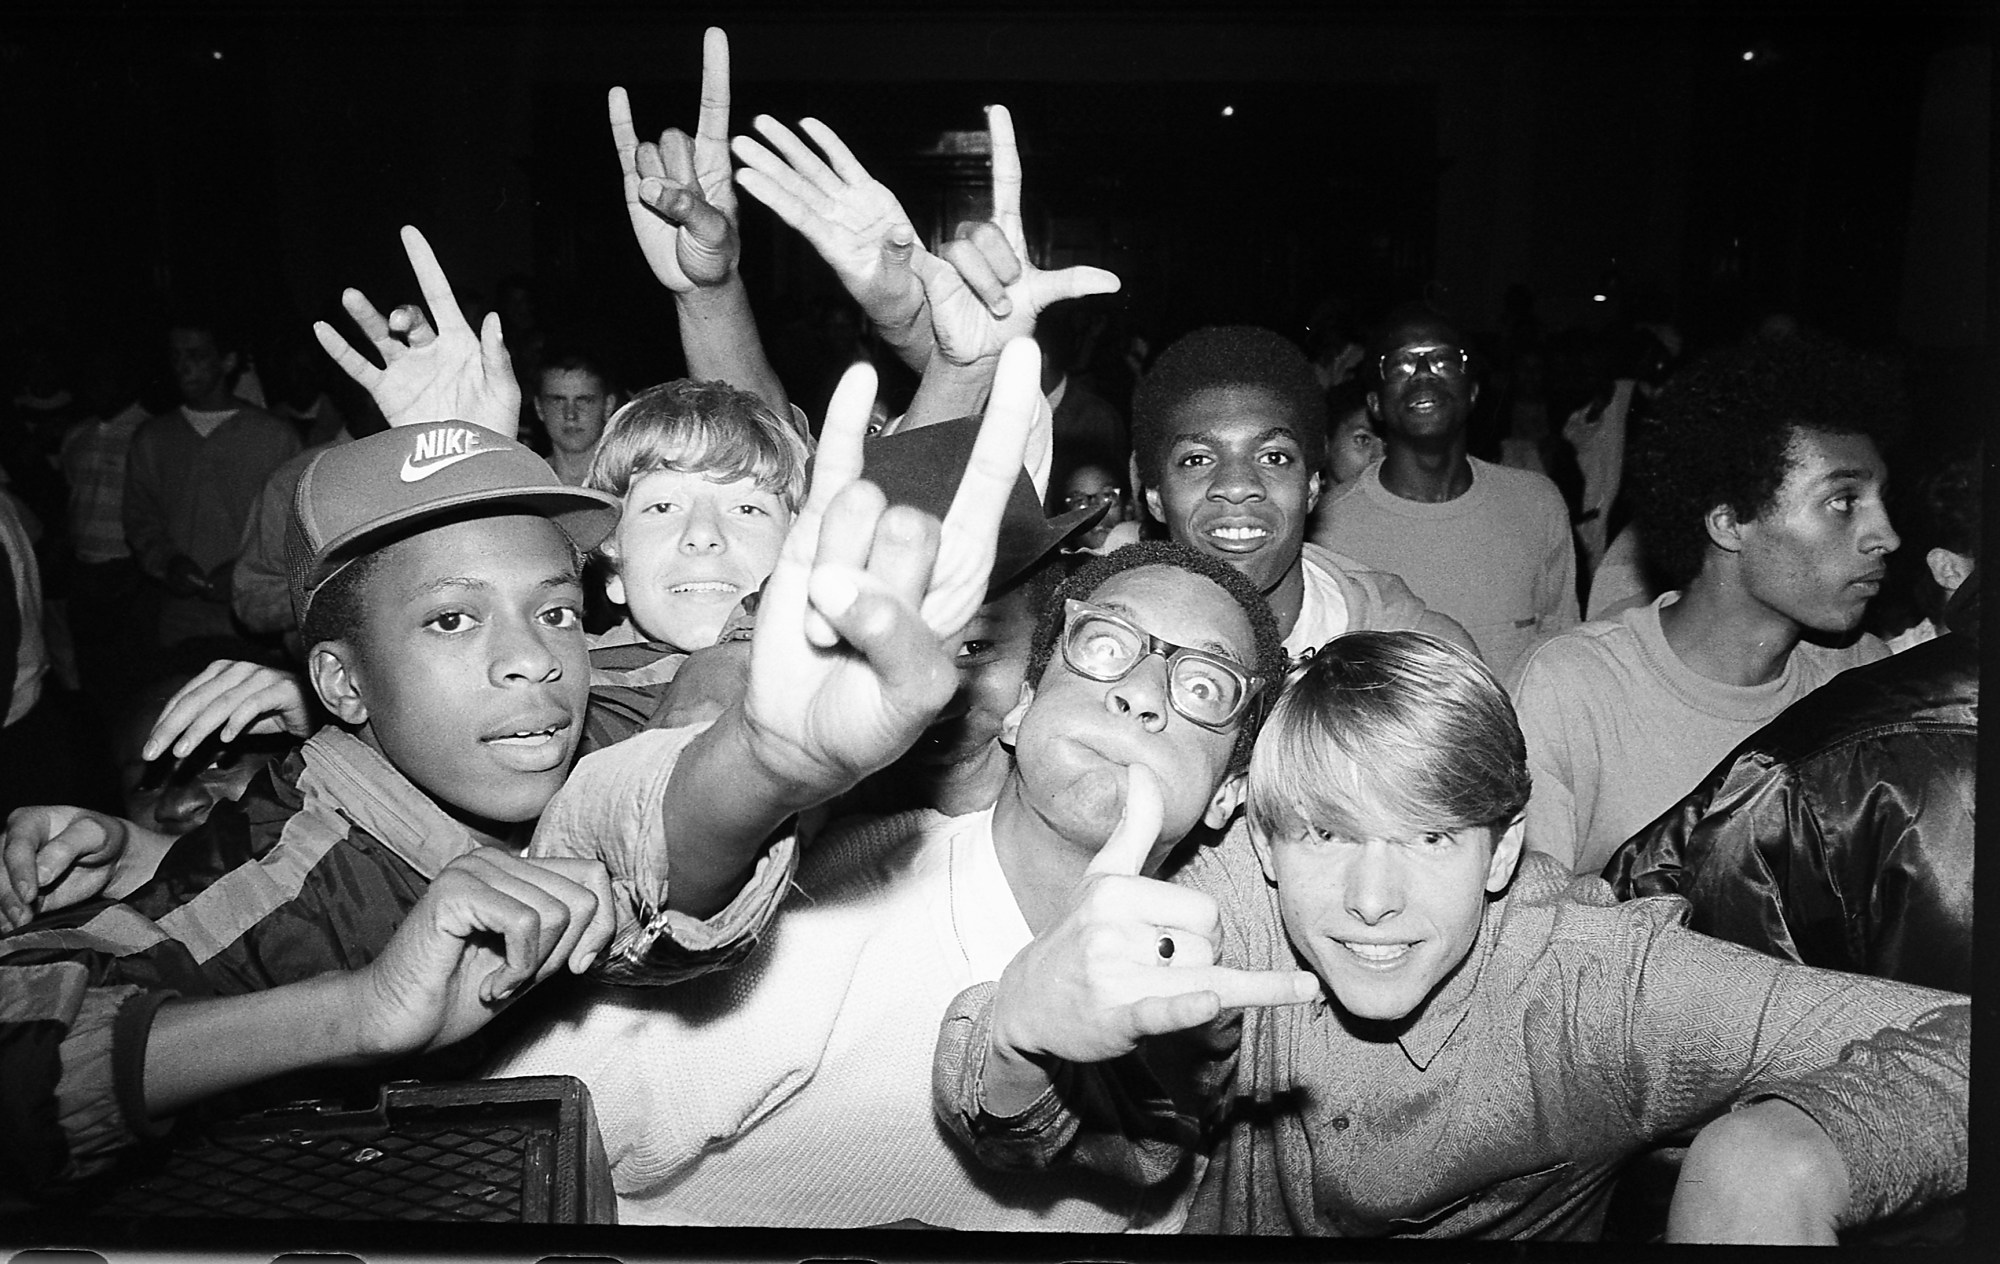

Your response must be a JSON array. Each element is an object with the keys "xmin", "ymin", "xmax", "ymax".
[
  {"xmin": 404, "ymin": 571, "xmax": 580, "ymax": 602},
  {"xmin": 1096, "ymin": 598, "xmax": 1243, "ymax": 661},
  {"xmin": 1171, "ymin": 427, "xmax": 1299, "ymax": 449}
]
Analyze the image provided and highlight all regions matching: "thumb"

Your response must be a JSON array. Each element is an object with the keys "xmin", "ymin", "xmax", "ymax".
[
  {"xmin": 1028, "ymin": 265, "xmax": 1122, "ymax": 308},
  {"xmin": 1086, "ymin": 764, "xmax": 1164, "ymax": 879}
]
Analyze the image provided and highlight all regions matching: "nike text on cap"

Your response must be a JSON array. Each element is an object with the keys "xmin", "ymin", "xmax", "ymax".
[{"xmin": 286, "ymin": 420, "xmax": 621, "ymax": 626}]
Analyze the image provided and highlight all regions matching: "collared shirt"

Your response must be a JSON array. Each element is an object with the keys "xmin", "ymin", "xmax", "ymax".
[{"xmin": 936, "ymin": 843, "xmax": 1967, "ymax": 1239}]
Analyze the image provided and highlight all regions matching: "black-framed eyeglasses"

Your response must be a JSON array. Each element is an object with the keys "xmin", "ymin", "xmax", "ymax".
[
  {"xmin": 1059, "ymin": 599, "xmax": 1266, "ymax": 731},
  {"xmin": 1378, "ymin": 345, "xmax": 1470, "ymax": 384}
]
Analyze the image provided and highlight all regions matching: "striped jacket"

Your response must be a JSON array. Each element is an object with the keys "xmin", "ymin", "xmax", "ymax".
[{"xmin": 0, "ymin": 721, "xmax": 797, "ymax": 1206}]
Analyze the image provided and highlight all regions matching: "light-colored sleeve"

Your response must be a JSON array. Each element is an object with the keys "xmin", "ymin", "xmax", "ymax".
[
  {"xmin": 1605, "ymin": 898, "xmax": 1967, "ymax": 1230},
  {"xmin": 531, "ymin": 723, "xmax": 799, "ymax": 987},
  {"xmin": 1536, "ymin": 482, "xmax": 1580, "ymax": 636},
  {"xmin": 1512, "ymin": 648, "xmax": 1582, "ymax": 871}
]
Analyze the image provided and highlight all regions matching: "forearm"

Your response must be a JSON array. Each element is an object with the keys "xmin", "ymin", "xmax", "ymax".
[
  {"xmin": 655, "ymin": 703, "xmax": 824, "ymax": 917},
  {"xmin": 674, "ymin": 275, "xmax": 791, "ymax": 420},
  {"xmin": 897, "ymin": 354, "xmax": 997, "ymax": 433},
  {"xmin": 873, "ymin": 302, "xmax": 936, "ymax": 375},
  {"xmin": 1668, "ymin": 1099, "xmax": 1846, "ymax": 1243},
  {"xmin": 142, "ymin": 971, "xmax": 362, "ymax": 1117},
  {"xmin": 935, "ymin": 982, "xmax": 1206, "ymax": 1186}
]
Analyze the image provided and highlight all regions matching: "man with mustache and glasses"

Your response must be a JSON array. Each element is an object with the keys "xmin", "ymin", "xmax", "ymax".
[{"xmin": 1311, "ymin": 304, "xmax": 1578, "ymax": 684}]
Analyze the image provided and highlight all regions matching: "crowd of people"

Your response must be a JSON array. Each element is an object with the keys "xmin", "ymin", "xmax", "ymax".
[{"xmin": 0, "ymin": 28, "xmax": 1974, "ymax": 1245}]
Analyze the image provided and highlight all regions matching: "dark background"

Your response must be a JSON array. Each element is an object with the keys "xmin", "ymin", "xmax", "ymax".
[{"xmin": 4, "ymin": 0, "xmax": 1991, "ymax": 438}]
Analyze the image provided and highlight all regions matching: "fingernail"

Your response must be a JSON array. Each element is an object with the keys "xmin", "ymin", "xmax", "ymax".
[{"xmin": 809, "ymin": 570, "xmax": 860, "ymax": 620}]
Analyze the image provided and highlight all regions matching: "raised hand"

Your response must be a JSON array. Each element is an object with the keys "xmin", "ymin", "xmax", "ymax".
[
  {"xmin": 312, "ymin": 225, "xmax": 521, "ymax": 439},
  {"xmin": 610, "ymin": 26, "xmax": 739, "ymax": 293},
  {"xmin": 737, "ymin": 337, "xmax": 1045, "ymax": 794},
  {"xmin": 142, "ymin": 659, "xmax": 316, "ymax": 763},
  {"xmin": 913, "ymin": 104, "xmax": 1121, "ymax": 368},
  {"xmin": 987, "ymin": 766, "xmax": 1320, "ymax": 1069},
  {"xmin": 732, "ymin": 114, "xmax": 928, "ymax": 341},
  {"xmin": 341, "ymin": 849, "xmax": 616, "ymax": 1059}
]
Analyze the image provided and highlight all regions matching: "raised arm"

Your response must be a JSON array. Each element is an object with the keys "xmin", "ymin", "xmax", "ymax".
[
  {"xmin": 732, "ymin": 113, "xmax": 931, "ymax": 372},
  {"xmin": 312, "ymin": 226, "xmax": 521, "ymax": 438},
  {"xmin": 610, "ymin": 28, "xmax": 788, "ymax": 419}
]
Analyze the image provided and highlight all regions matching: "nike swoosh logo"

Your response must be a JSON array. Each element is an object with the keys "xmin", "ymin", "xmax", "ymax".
[{"xmin": 400, "ymin": 450, "xmax": 485, "ymax": 482}]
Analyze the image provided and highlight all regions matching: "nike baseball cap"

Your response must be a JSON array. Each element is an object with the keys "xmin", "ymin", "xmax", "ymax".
[{"xmin": 287, "ymin": 420, "xmax": 620, "ymax": 625}]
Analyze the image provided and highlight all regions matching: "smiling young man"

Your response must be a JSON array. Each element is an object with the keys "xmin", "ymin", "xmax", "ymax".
[
  {"xmin": 1310, "ymin": 304, "xmax": 1577, "ymax": 682},
  {"xmin": 1131, "ymin": 325, "xmax": 1474, "ymax": 661},
  {"xmin": 1511, "ymin": 333, "xmax": 1902, "ymax": 875},
  {"xmin": 938, "ymin": 631, "xmax": 1967, "ymax": 1242},
  {"xmin": 485, "ymin": 541, "xmax": 1308, "ymax": 1229}
]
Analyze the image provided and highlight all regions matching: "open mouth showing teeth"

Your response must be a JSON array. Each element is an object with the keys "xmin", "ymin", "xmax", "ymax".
[
  {"xmin": 1342, "ymin": 942, "xmax": 1413, "ymax": 964},
  {"xmin": 1210, "ymin": 525, "xmax": 1270, "ymax": 541},
  {"xmin": 487, "ymin": 726, "xmax": 562, "ymax": 746},
  {"xmin": 670, "ymin": 581, "xmax": 739, "ymax": 595}
]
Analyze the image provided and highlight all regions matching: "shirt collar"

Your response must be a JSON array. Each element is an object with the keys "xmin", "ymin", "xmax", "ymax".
[
  {"xmin": 299, "ymin": 727, "xmax": 485, "ymax": 878},
  {"xmin": 1393, "ymin": 890, "xmax": 1508, "ymax": 1070}
]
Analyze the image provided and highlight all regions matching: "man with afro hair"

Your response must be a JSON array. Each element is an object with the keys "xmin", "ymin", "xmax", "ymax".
[
  {"xmin": 1511, "ymin": 330, "xmax": 1902, "ymax": 875},
  {"xmin": 1130, "ymin": 325, "xmax": 1473, "ymax": 661}
]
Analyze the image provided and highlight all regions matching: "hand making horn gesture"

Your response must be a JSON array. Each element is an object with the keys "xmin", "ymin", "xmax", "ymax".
[
  {"xmin": 608, "ymin": 27, "xmax": 741, "ymax": 293},
  {"xmin": 312, "ymin": 225, "xmax": 521, "ymax": 439},
  {"xmin": 912, "ymin": 103, "xmax": 1121, "ymax": 368},
  {"xmin": 986, "ymin": 765, "xmax": 1321, "ymax": 1070}
]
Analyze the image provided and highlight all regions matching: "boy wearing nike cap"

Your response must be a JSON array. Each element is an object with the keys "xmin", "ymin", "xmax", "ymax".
[{"xmin": 0, "ymin": 419, "xmax": 633, "ymax": 1202}]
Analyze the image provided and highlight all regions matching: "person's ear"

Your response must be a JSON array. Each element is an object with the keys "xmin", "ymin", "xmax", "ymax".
[
  {"xmin": 1203, "ymin": 771, "xmax": 1246, "ymax": 830},
  {"xmin": 1704, "ymin": 501, "xmax": 1747, "ymax": 555},
  {"xmin": 308, "ymin": 642, "xmax": 369, "ymax": 727},
  {"xmin": 1468, "ymin": 380, "xmax": 1481, "ymax": 409},
  {"xmin": 1927, "ymin": 548, "xmax": 1974, "ymax": 596},
  {"xmin": 1143, "ymin": 485, "xmax": 1165, "ymax": 524},
  {"xmin": 999, "ymin": 680, "xmax": 1035, "ymax": 746},
  {"xmin": 1485, "ymin": 815, "xmax": 1527, "ymax": 894},
  {"xmin": 1247, "ymin": 815, "xmax": 1278, "ymax": 883},
  {"xmin": 531, "ymin": 393, "xmax": 548, "ymax": 423},
  {"xmin": 1305, "ymin": 468, "xmax": 1323, "ymax": 517},
  {"xmin": 221, "ymin": 350, "xmax": 240, "ymax": 377},
  {"xmin": 1366, "ymin": 389, "xmax": 1383, "ymax": 421},
  {"xmin": 603, "ymin": 568, "xmax": 627, "ymax": 608}
]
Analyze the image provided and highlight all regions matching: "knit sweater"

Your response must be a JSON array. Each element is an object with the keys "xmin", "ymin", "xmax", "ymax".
[{"xmin": 487, "ymin": 806, "xmax": 1192, "ymax": 1230}]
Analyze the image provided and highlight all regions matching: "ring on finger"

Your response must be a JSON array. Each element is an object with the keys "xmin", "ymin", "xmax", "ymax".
[{"xmin": 1156, "ymin": 933, "xmax": 1176, "ymax": 964}]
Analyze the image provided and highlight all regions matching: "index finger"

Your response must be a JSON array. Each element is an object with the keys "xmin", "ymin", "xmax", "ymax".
[
  {"xmin": 695, "ymin": 27, "xmax": 730, "ymax": 146},
  {"xmin": 1085, "ymin": 765, "xmax": 1163, "ymax": 878},
  {"xmin": 921, "ymin": 336, "xmax": 1040, "ymax": 635},
  {"xmin": 985, "ymin": 104, "xmax": 1024, "ymax": 252},
  {"xmin": 1153, "ymin": 964, "xmax": 1322, "ymax": 1011},
  {"xmin": 608, "ymin": 85, "xmax": 641, "ymax": 177},
  {"xmin": 399, "ymin": 225, "xmax": 470, "ymax": 338}
]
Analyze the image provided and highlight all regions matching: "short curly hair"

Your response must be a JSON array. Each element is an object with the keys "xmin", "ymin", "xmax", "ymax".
[
  {"xmin": 1628, "ymin": 332, "xmax": 1907, "ymax": 591},
  {"xmin": 1027, "ymin": 540, "xmax": 1287, "ymax": 774},
  {"xmin": 1130, "ymin": 326, "xmax": 1328, "ymax": 487}
]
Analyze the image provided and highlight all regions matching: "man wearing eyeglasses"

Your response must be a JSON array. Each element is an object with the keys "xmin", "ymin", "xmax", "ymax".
[
  {"xmin": 1311, "ymin": 304, "xmax": 1577, "ymax": 684},
  {"xmin": 487, "ymin": 525, "xmax": 1309, "ymax": 1228}
]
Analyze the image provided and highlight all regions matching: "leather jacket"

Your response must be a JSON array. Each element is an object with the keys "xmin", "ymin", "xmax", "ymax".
[{"xmin": 1603, "ymin": 579, "xmax": 1978, "ymax": 993}]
